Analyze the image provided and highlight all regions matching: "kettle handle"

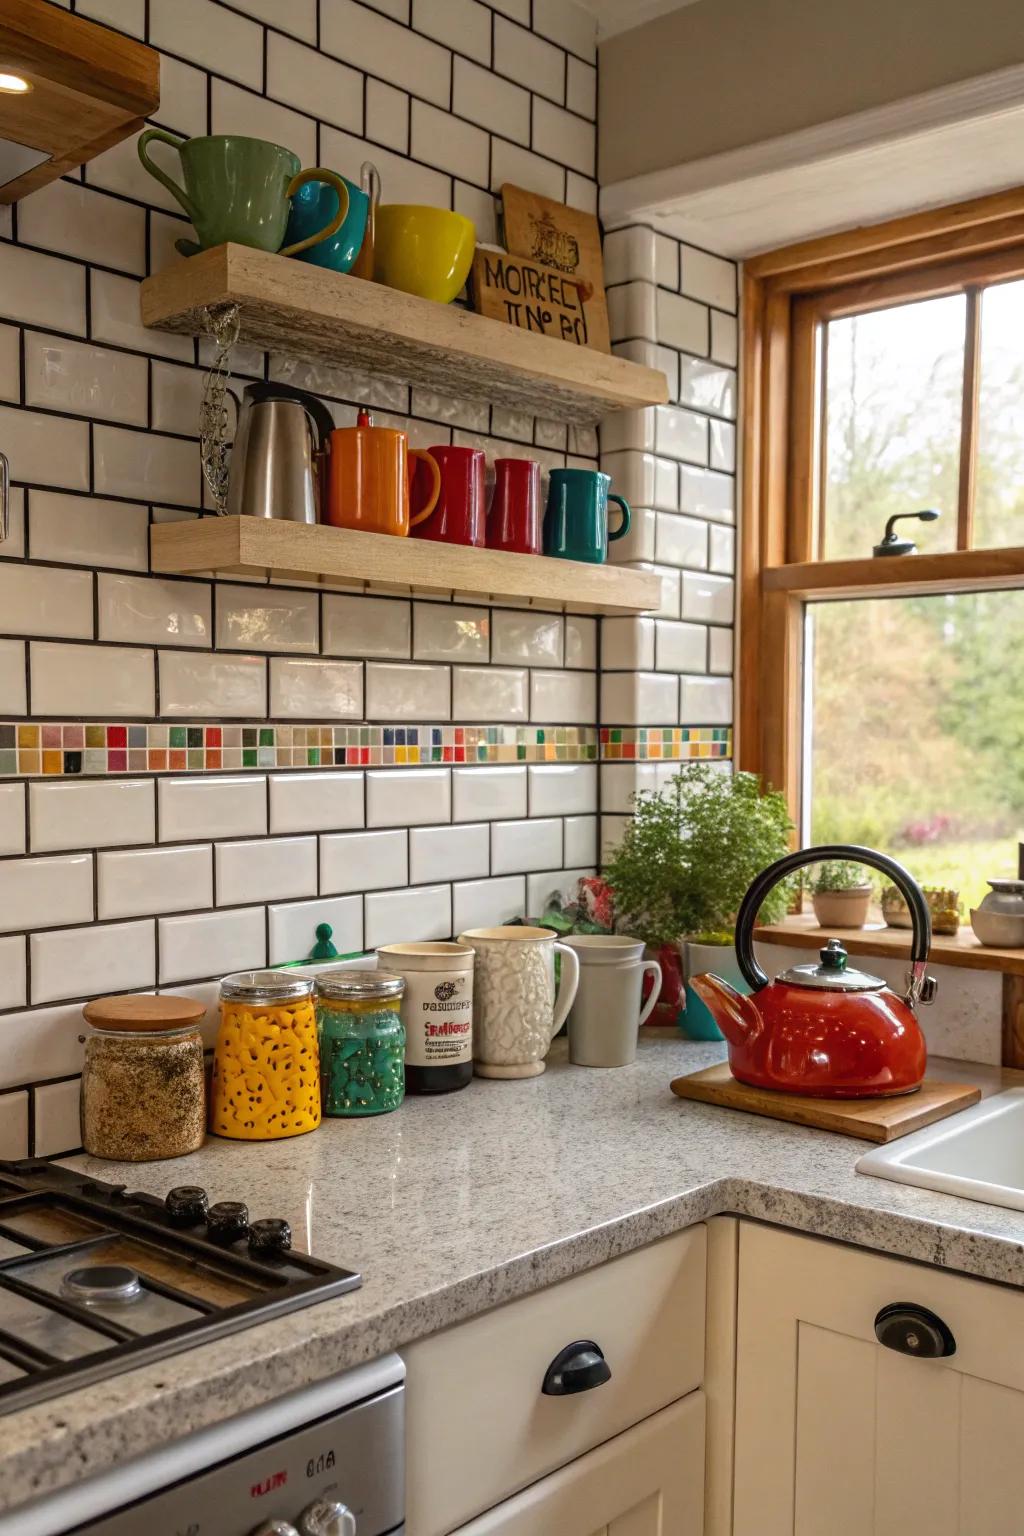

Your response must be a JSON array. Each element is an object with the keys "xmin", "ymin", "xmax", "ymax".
[
  {"xmin": 243, "ymin": 382, "xmax": 335, "ymax": 448},
  {"xmin": 734, "ymin": 844, "xmax": 932, "ymax": 1005}
]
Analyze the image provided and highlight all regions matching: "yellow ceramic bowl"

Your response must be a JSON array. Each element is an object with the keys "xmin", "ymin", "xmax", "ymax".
[{"xmin": 374, "ymin": 205, "xmax": 475, "ymax": 304}]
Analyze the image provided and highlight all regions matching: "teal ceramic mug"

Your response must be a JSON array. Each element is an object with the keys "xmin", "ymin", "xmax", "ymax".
[
  {"xmin": 543, "ymin": 468, "xmax": 631, "ymax": 563},
  {"xmin": 283, "ymin": 175, "xmax": 368, "ymax": 272},
  {"xmin": 137, "ymin": 131, "xmax": 349, "ymax": 258}
]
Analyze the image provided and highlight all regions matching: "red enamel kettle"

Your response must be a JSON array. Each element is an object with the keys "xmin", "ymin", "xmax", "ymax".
[{"xmin": 690, "ymin": 845, "xmax": 937, "ymax": 1098}]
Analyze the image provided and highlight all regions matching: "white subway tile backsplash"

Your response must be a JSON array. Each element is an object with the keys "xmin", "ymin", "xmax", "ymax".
[
  {"xmin": 414, "ymin": 603, "xmax": 489, "ymax": 662},
  {"xmin": 366, "ymin": 662, "xmax": 450, "ymax": 720},
  {"xmin": 491, "ymin": 611, "xmax": 562, "ymax": 666},
  {"xmin": 322, "ymin": 125, "xmax": 451, "ymax": 208},
  {"xmin": 366, "ymin": 79, "xmax": 410, "ymax": 151},
  {"xmin": 656, "ymin": 290, "xmax": 709, "ymax": 356},
  {"xmin": 153, "ymin": 52, "xmax": 208, "ymax": 137},
  {"xmin": 367, "ymin": 768, "xmax": 451, "ymax": 828},
  {"xmin": 159, "ymin": 651, "xmax": 266, "ymax": 718},
  {"xmin": 32, "ymin": 640, "xmax": 154, "ymax": 718},
  {"xmin": 0, "ymin": 243, "xmax": 85, "ymax": 334},
  {"xmin": 99, "ymin": 574, "xmax": 211, "ymax": 648},
  {"xmin": 94, "ymin": 426, "xmax": 200, "ymax": 507},
  {"xmin": 494, "ymin": 16, "xmax": 565, "ymax": 102},
  {"xmin": 530, "ymin": 669, "xmax": 595, "ymax": 724},
  {"xmin": 680, "ymin": 465, "xmax": 735, "ymax": 523},
  {"xmin": 0, "ymin": 786, "xmax": 23, "ymax": 858},
  {"xmin": 566, "ymin": 55, "xmax": 597, "ymax": 118},
  {"xmin": 0, "ymin": 854, "xmax": 92, "ymax": 935},
  {"xmin": 324, "ymin": 595, "xmax": 411, "ymax": 658},
  {"xmin": 601, "ymin": 670, "xmax": 678, "ymax": 726},
  {"xmin": 17, "ymin": 180, "xmax": 145, "ymax": 276},
  {"xmin": 216, "ymin": 836, "xmax": 317, "ymax": 906},
  {"xmin": 601, "ymin": 761, "xmax": 657, "ymax": 814},
  {"xmin": 680, "ymin": 246, "xmax": 737, "ymax": 312},
  {"xmin": 321, "ymin": 828, "xmax": 408, "ymax": 894},
  {"xmin": 0, "ymin": 404, "xmax": 89, "ymax": 490},
  {"xmin": 603, "ymin": 227, "xmax": 656, "ymax": 287},
  {"xmin": 270, "ymin": 773, "xmax": 364, "ymax": 836},
  {"xmin": 602, "ymin": 616, "xmax": 655, "ymax": 671},
  {"xmin": 680, "ymin": 674, "xmax": 733, "ymax": 724},
  {"xmin": 491, "ymin": 817, "xmax": 561, "ymax": 875},
  {"xmin": 528, "ymin": 763, "xmax": 596, "ymax": 816},
  {"xmin": 655, "ymin": 513, "xmax": 709, "ymax": 570},
  {"xmin": 322, "ymin": 0, "xmax": 451, "ymax": 106},
  {"xmin": 679, "ymin": 357, "xmax": 736, "ymax": 418},
  {"xmin": 452, "ymin": 875, "xmax": 525, "ymax": 933},
  {"xmin": 453, "ymin": 57, "xmax": 528, "ymax": 143},
  {"xmin": 0, "ymin": 486, "xmax": 24, "ymax": 556},
  {"xmin": 527, "ymin": 866, "xmax": 592, "ymax": 915},
  {"xmin": 98, "ymin": 843, "xmax": 213, "ymax": 919},
  {"xmin": 655, "ymin": 234, "xmax": 680, "ymax": 289},
  {"xmin": 681, "ymin": 570, "xmax": 735, "ymax": 624},
  {"xmin": 32, "ymin": 1078, "xmax": 81, "ymax": 1157},
  {"xmin": 534, "ymin": 0, "xmax": 597, "ymax": 61},
  {"xmin": 227, "ymin": 0, "xmax": 317, "ymax": 38},
  {"xmin": 150, "ymin": 0, "xmax": 263, "ymax": 88},
  {"xmin": 364, "ymin": 884, "xmax": 451, "ymax": 948},
  {"xmin": 709, "ymin": 420, "xmax": 737, "ymax": 474},
  {"xmin": 607, "ymin": 281, "xmax": 656, "ymax": 343},
  {"xmin": 607, "ymin": 504, "xmax": 656, "ymax": 564},
  {"xmin": 709, "ymin": 524, "xmax": 736, "ymax": 575},
  {"xmin": 269, "ymin": 658, "xmax": 364, "ymax": 719},
  {"xmin": 630, "ymin": 561, "xmax": 682, "ymax": 619},
  {"xmin": 30, "ymin": 492, "xmax": 150, "ymax": 572},
  {"xmin": 0, "ymin": 564, "xmax": 92, "ymax": 640},
  {"xmin": 564, "ymin": 814, "xmax": 597, "ymax": 867},
  {"xmin": 150, "ymin": 361, "xmax": 204, "ymax": 437},
  {"xmin": 709, "ymin": 627, "xmax": 734, "ymax": 675},
  {"xmin": 266, "ymin": 33, "xmax": 363, "ymax": 133},
  {"xmin": 656, "ymin": 619, "xmax": 708, "ymax": 673},
  {"xmin": 490, "ymin": 139, "xmax": 564, "ymax": 203},
  {"xmin": 411, "ymin": 100, "xmax": 489, "ymax": 185},
  {"xmin": 564, "ymin": 615, "xmax": 597, "ymax": 670},
  {"xmin": 159, "ymin": 776, "xmax": 267, "ymax": 842},
  {"xmin": 408, "ymin": 822, "xmax": 488, "ymax": 885},
  {"xmin": 32, "ymin": 919, "xmax": 155, "ymax": 1004},
  {"xmin": 655, "ymin": 405, "xmax": 708, "ymax": 465},
  {"xmin": 24, "ymin": 334, "xmax": 148, "ymax": 426},
  {"xmin": 0, "ymin": 1091, "xmax": 27, "ymax": 1156},
  {"xmin": 269, "ymin": 895, "xmax": 363, "ymax": 965},
  {"xmin": 159, "ymin": 907, "xmax": 265, "ymax": 984},
  {"xmin": 0, "ymin": 1004, "xmax": 86, "ymax": 1088},
  {"xmin": 532, "ymin": 99, "xmax": 595, "ymax": 178},
  {"xmin": 711, "ymin": 311, "xmax": 739, "ymax": 367},
  {"xmin": 453, "ymin": 666, "xmax": 527, "ymax": 721},
  {"xmin": 413, "ymin": 0, "xmax": 491, "ymax": 59},
  {"xmin": 453, "ymin": 765, "xmax": 526, "ymax": 822},
  {"xmin": 31, "ymin": 780, "xmax": 154, "ymax": 853},
  {"xmin": 217, "ymin": 585, "xmax": 318, "ymax": 653},
  {"xmin": 90, "ymin": 271, "xmax": 193, "ymax": 362}
]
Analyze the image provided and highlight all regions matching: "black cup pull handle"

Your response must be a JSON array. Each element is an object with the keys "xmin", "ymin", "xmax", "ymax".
[
  {"xmin": 541, "ymin": 1339, "xmax": 612, "ymax": 1396},
  {"xmin": 874, "ymin": 1303, "xmax": 956, "ymax": 1359}
]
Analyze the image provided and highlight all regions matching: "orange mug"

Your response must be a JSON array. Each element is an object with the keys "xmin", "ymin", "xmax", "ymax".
[{"xmin": 324, "ymin": 409, "xmax": 441, "ymax": 536}]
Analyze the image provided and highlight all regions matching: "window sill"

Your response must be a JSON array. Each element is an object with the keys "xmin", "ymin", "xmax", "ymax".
[{"xmin": 754, "ymin": 914, "xmax": 1024, "ymax": 976}]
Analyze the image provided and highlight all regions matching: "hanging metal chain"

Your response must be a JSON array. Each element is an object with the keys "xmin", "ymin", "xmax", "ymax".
[{"xmin": 199, "ymin": 303, "xmax": 240, "ymax": 514}]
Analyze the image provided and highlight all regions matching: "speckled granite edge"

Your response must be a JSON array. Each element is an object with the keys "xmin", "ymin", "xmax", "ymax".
[{"xmin": 7, "ymin": 1173, "xmax": 1024, "ymax": 1513}]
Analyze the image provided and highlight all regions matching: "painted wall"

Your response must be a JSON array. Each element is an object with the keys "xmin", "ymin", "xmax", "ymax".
[{"xmin": 599, "ymin": 0, "xmax": 1024, "ymax": 185}]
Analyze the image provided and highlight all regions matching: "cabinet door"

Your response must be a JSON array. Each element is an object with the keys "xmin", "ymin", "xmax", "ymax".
[
  {"xmin": 450, "ymin": 1392, "xmax": 704, "ymax": 1536},
  {"xmin": 734, "ymin": 1223, "xmax": 1024, "ymax": 1536}
]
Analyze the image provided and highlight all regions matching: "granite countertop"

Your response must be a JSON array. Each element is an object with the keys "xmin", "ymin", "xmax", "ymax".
[{"xmin": 6, "ymin": 1036, "xmax": 1024, "ymax": 1512}]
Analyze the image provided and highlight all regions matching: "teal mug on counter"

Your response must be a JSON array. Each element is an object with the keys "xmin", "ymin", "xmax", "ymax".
[
  {"xmin": 543, "ymin": 468, "xmax": 631, "ymax": 563},
  {"xmin": 137, "ymin": 131, "xmax": 349, "ymax": 259}
]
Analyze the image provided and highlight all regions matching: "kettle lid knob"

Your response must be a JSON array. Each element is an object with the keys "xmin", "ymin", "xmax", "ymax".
[{"xmin": 819, "ymin": 938, "xmax": 848, "ymax": 971}]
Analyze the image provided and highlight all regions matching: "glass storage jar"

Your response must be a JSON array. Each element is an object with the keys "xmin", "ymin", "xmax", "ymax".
[
  {"xmin": 80, "ymin": 995, "xmax": 207, "ymax": 1162},
  {"xmin": 317, "ymin": 971, "xmax": 406, "ymax": 1117},
  {"xmin": 212, "ymin": 972, "xmax": 320, "ymax": 1140}
]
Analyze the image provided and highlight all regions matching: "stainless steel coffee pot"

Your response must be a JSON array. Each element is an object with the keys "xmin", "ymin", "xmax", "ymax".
[{"xmin": 227, "ymin": 383, "xmax": 335, "ymax": 524}]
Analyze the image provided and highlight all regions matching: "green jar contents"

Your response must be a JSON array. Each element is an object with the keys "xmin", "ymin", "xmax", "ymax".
[{"xmin": 317, "ymin": 971, "xmax": 406, "ymax": 1116}]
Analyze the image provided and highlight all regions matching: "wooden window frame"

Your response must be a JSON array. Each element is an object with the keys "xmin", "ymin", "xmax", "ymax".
[{"xmin": 740, "ymin": 186, "xmax": 1024, "ymax": 814}]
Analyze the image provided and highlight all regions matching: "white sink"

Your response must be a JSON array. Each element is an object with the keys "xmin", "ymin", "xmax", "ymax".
[{"xmin": 857, "ymin": 1087, "xmax": 1024, "ymax": 1212}]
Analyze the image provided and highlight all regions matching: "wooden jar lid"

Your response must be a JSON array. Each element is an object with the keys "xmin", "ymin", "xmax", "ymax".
[{"xmin": 82, "ymin": 994, "xmax": 206, "ymax": 1032}]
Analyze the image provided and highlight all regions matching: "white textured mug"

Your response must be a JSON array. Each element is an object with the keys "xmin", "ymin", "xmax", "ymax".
[
  {"xmin": 563, "ymin": 935, "xmax": 662, "ymax": 1068},
  {"xmin": 457, "ymin": 926, "xmax": 580, "ymax": 1079}
]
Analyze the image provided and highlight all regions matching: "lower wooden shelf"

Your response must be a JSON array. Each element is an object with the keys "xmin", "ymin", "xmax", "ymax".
[
  {"xmin": 150, "ymin": 516, "xmax": 662, "ymax": 614},
  {"xmin": 755, "ymin": 914, "xmax": 1024, "ymax": 976}
]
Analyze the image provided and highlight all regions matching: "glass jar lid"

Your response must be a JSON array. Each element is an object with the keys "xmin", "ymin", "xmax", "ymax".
[
  {"xmin": 317, "ymin": 969, "xmax": 405, "ymax": 1001},
  {"xmin": 220, "ymin": 969, "xmax": 314, "ymax": 1003}
]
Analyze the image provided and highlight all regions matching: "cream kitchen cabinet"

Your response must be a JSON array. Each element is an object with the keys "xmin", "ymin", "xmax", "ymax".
[
  {"xmin": 734, "ymin": 1222, "xmax": 1024, "ymax": 1536},
  {"xmin": 450, "ymin": 1394, "xmax": 704, "ymax": 1536}
]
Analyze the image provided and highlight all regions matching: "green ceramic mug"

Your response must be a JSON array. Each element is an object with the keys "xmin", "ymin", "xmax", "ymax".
[
  {"xmin": 137, "ymin": 131, "xmax": 349, "ymax": 258},
  {"xmin": 543, "ymin": 468, "xmax": 631, "ymax": 563}
]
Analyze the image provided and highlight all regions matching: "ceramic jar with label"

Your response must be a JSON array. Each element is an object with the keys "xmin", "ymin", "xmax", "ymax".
[{"xmin": 377, "ymin": 942, "xmax": 475, "ymax": 1093}]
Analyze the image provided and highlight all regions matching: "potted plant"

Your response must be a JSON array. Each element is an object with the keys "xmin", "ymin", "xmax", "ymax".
[
  {"xmin": 809, "ymin": 860, "xmax": 873, "ymax": 929},
  {"xmin": 604, "ymin": 764, "xmax": 793, "ymax": 1037}
]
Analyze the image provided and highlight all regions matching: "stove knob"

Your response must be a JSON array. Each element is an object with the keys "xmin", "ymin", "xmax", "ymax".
[
  {"xmin": 248, "ymin": 1217, "xmax": 293, "ymax": 1256},
  {"xmin": 248, "ymin": 1522, "xmax": 300, "ymax": 1536},
  {"xmin": 297, "ymin": 1500, "xmax": 357, "ymax": 1536},
  {"xmin": 165, "ymin": 1185, "xmax": 209, "ymax": 1227},
  {"xmin": 205, "ymin": 1200, "xmax": 249, "ymax": 1244}
]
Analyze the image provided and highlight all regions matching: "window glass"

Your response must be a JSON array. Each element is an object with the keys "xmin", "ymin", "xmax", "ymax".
[
  {"xmin": 805, "ymin": 592, "xmax": 1024, "ymax": 912},
  {"xmin": 821, "ymin": 295, "xmax": 964, "ymax": 559},
  {"xmin": 975, "ymin": 278, "xmax": 1024, "ymax": 549}
]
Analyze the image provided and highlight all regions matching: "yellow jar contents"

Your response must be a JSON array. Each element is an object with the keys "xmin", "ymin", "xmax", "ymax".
[{"xmin": 211, "ymin": 972, "xmax": 321, "ymax": 1140}]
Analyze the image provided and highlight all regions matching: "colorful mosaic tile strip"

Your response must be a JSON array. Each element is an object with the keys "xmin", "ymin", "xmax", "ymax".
[
  {"xmin": 0, "ymin": 723, "xmax": 600, "ymax": 777},
  {"xmin": 599, "ymin": 727, "xmax": 733, "ymax": 761}
]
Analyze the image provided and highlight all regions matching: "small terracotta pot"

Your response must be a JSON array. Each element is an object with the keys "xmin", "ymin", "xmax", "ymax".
[{"xmin": 812, "ymin": 885, "xmax": 872, "ymax": 929}]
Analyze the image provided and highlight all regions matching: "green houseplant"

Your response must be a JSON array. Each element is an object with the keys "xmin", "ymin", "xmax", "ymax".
[
  {"xmin": 808, "ymin": 859, "xmax": 873, "ymax": 929},
  {"xmin": 604, "ymin": 764, "xmax": 793, "ymax": 1035}
]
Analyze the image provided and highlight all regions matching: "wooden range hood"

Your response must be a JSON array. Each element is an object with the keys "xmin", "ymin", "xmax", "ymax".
[{"xmin": 0, "ymin": 0, "xmax": 159, "ymax": 202}]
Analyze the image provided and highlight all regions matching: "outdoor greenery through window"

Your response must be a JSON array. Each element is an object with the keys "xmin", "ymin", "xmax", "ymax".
[{"xmin": 806, "ymin": 592, "xmax": 1024, "ymax": 910}]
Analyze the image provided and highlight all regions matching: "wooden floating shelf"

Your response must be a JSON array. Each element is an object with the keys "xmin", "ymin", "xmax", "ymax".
[
  {"xmin": 150, "ymin": 516, "xmax": 663, "ymax": 615},
  {"xmin": 763, "ymin": 547, "xmax": 1024, "ymax": 599},
  {"xmin": 755, "ymin": 916, "xmax": 1024, "ymax": 977},
  {"xmin": 140, "ymin": 244, "xmax": 669, "ymax": 425}
]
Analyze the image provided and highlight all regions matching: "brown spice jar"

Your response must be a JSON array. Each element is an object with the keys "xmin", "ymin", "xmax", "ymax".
[{"xmin": 81, "ymin": 994, "xmax": 207, "ymax": 1162}]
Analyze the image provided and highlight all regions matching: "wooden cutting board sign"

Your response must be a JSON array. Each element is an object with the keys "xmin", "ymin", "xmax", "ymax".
[
  {"xmin": 499, "ymin": 183, "xmax": 611, "ymax": 353},
  {"xmin": 472, "ymin": 248, "xmax": 594, "ymax": 346},
  {"xmin": 670, "ymin": 1062, "xmax": 981, "ymax": 1143}
]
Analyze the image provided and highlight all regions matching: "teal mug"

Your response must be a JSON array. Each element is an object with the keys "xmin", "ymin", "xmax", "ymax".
[
  {"xmin": 137, "ymin": 131, "xmax": 349, "ymax": 259},
  {"xmin": 283, "ymin": 175, "xmax": 368, "ymax": 272},
  {"xmin": 543, "ymin": 468, "xmax": 631, "ymax": 563}
]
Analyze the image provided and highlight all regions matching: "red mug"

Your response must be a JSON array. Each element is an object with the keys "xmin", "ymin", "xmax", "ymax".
[
  {"xmin": 412, "ymin": 445, "xmax": 486, "ymax": 547},
  {"xmin": 488, "ymin": 458, "xmax": 542, "ymax": 555}
]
